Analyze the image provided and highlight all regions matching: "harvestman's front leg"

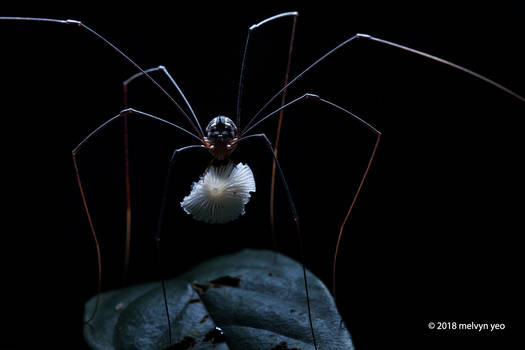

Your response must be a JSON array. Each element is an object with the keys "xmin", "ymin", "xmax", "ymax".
[
  {"xmin": 123, "ymin": 65, "xmax": 200, "ymax": 123},
  {"xmin": 123, "ymin": 66, "xmax": 167, "ymax": 108},
  {"xmin": 235, "ymin": 12, "xmax": 298, "ymax": 243},
  {"xmin": 0, "ymin": 17, "xmax": 205, "ymax": 136},
  {"xmin": 121, "ymin": 67, "xmax": 168, "ymax": 280},
  {"xmin": 121, "ymin": 65, "xmax": 201, "ymax": 280},
  {"xmin": 2, "ymin": 15, "xmax": 207, "ymax": 285},
  {"xmin": 244, "ymin": 33, "xmax": 525, "ymax": 134},
  {"xmin": 72, "ymin": 107, "xmax": 201, "ymax": 323}
]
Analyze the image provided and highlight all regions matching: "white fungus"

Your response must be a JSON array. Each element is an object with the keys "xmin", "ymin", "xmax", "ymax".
[{"xmin": 180, "ymin": 162, "xmax": 256, "ymax": 224}]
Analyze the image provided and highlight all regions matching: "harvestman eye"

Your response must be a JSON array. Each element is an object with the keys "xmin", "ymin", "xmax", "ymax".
[{"xmin": 1, "ymin": 11, "xmax": 523, "ymax": 350}]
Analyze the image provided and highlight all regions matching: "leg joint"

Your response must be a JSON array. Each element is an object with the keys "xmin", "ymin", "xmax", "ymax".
[
  {"xmin": 304, "ymin": 93, "xmax": 320, "ymax": 100},
  {"xmin": 66, "ymin": 19, "xmax": 82, "ymax": 26},
  {"xmin": 120, "ymin": 108, "xmax": 136, "ymax": 116}
]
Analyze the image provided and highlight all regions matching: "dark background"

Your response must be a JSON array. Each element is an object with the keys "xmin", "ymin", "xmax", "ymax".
[{"xmin": 1, "ymin": 2, "xmax": 523, "ymax": 349}]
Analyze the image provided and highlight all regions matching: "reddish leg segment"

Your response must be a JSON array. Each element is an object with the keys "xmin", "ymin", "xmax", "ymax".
[{"xmin": 72, "ymin": 108, "xmax": 200, "ymax": 322}]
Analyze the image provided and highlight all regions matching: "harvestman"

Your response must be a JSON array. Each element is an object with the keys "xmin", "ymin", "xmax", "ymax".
[{"xmin": 1, "ymin": 12, "xmax": 524, "ymax": 350}]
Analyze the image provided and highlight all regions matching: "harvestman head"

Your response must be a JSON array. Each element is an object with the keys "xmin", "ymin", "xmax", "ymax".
[
  {"xmin": 204, "ymin": 116, "xmax": 239, "ymax": 159},
  {"xmin": 2, "ymin": 12, "xmax": 524, "ymax": 350}
]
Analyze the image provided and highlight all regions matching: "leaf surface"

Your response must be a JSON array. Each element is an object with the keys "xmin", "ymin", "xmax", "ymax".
[{"xmin": 84, "ymin": 249, "xmax": 354, "ymax": 350}]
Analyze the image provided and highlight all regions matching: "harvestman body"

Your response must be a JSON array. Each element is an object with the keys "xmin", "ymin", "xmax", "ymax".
[{"xmin": 1, "ymin": 12, "xmax": 524, "ymax": 350}]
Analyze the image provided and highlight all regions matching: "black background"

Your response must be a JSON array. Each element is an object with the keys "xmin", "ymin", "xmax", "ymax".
[{"xmin": 1, "ymin": 2, "xmax": 523, "ymax": 349}]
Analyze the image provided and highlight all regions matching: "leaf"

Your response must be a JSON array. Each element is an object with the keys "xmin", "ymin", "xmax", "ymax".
[{"xmin": 84, "ymin": 249, "xmax": 354, "ymax": 350}]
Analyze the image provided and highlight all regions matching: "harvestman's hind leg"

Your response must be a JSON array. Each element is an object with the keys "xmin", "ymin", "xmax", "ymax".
[
  {"xmin": 241, "ymin": 29, "xmax": 525, "ymax": 310},
  {"xmin": 242, "ymin": 31, "xmax": 525, "ymax": 306},
  {"xmin": 72, "ymin": 108, "xmax": 201, "ymax": 323},
  {"xmin": 241, "ymin": 93, "xmax": 381, "ymax": 347},
  {"xmin": 247, "ymin": 93, "xmax": 381, "ymax": 301},
  {"xmin": 237, "ymin": 132, "xmax": 319, "ymax": 350}
]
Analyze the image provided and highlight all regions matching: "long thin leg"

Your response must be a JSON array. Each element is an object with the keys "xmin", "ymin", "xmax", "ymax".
[
  {"xmin": 236, "ymin": 12, "xmax": 299, "ymax": 130},
  {"xmin": 235, "ymin": 11, "xmax": 299, "ymax": 257},
  {"xmin": 123, "ymin": 65, "xmax": 200, "ymax": 129},
  {"xmin": 122, "ymin": 115, "xmax": 132, "ymax": 283},
  {"xmin": 74, "ymin": 108, "xmax": 201, "ymax": 153},
  {"xmin": 121, "ymin": 68, "xmax": 165, "ymax": 282},
  {"xmin": 72, "ymin": 108, "xmax": 201, "ymax": 323},
  {"xmin": 72, "ymin": 155, "xmax": 101, "ymax": 324},
  {"xmin": 237, "ymin": 133, "xmax": 318, "ymax": 350},
  {"xmin": 0, "ymin": 16, "xmax": 204, "ymax": 138},
  {"xmin": 154, "ymin": 144, "xmax": 206, "ymax": 345},
  {"xmin": 241, "ymin": 93, "xmax": 345, "ymax": 136},
  {"xmin": 121, "ymin": 65, "xmax": 201, "ymax": 281},
  {"xmin": 123, "ymin": 66, "xmax": 167, "ymax": 108},
  {"xmin": 241, "ymin": 92, "xmax": 381, "ymax": 312},
  {"xmin": 242, "ymin": 33, "xmax": 525, "ymax": 132},
  {"xmin": 319, "ymin": 99, "xmax": 381, "ymax": 306},
  {"xmin": 270, "ymin": 15, "xmax": 298, "ymax": 243}
]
